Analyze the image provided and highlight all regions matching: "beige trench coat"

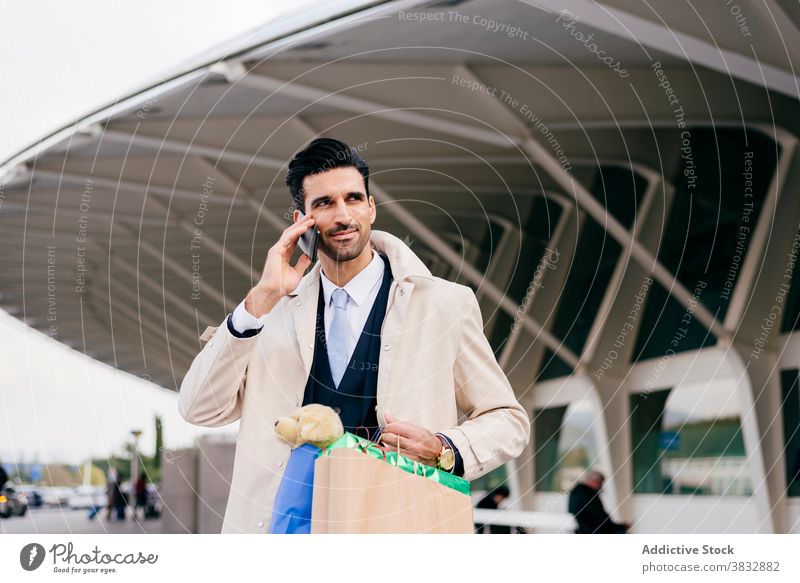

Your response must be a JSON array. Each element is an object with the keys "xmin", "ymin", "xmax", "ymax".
[{"xmin": 178, "ymin": 229, "xmax": 530, "ymax": 533}]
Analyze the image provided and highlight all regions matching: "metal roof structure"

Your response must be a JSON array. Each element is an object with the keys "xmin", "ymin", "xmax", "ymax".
[{"xmin": 3, "ymin": 0, "xmax": 800, "ymax": 532}]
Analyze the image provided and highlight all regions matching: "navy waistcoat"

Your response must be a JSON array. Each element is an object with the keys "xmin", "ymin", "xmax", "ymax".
[{"xmin": 301, "ymin": 253, "xmax": 393, "ymax": 438}]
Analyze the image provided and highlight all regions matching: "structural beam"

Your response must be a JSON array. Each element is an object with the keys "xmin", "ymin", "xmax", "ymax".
[
  {"xmin": 724, "ymin": 130, "xmax": 798, "ymax": 331},
  {"xmin": 87, "ymin": 260, "xmax": 199, "ymax": 356},
  {"xmin": 117, "ymin": 223, "xmax": 236, "ymax": 312},
  {"xmin": 239, "ymin": 64, "xmax": 724, "ymax": 342},
  {"xmin": 112, "ymin": 253, "xmax": 217, "ymax": 331},
  {"xmin": 529, "ymin": 0, "xmax": 800, "ymax": 99},
  {"xmin": 32, "ymin": 169, "xmax": 240, "ymax": 205},
  {"xmin": 101, "ymin": 128, "xmax": 282, "ymax": 170}
]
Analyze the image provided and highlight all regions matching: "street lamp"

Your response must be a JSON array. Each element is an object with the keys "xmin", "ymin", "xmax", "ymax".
[{"xmin": 130, "ymin": 429, "xmax": 142, "ymax": 488}]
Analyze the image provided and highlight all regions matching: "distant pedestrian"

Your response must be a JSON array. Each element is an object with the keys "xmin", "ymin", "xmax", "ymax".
[
  {"xmin": 106, "ymin": 467, "xmax": 127, "ymax": 521},
  {"xmin": 134, "ymin": 472, "xmax": 148, "ymax": 520},
  {"xmin": 474, "ymin": 485, "xmax": 511, "ymax": 534},
  {"xmin": 105, "ymin": 467, "xmax": 117, "ymax": 521},
  {"xmin": 568, "ymin": 470, "xmax": 628, "ymax": 534}
]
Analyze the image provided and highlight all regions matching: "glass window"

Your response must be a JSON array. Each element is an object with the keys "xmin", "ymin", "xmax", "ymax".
[
  {"xmin": 534, "ymin": 398, "xmax": 601, "ymax": 492},
  {"xmin": 633, "ymin": 128, "xmax": 777, "ymax": 362},
  {"xmin": 488, "ymin": 196, "xmax": 564, "ymax": 353},
  {"xmin": 631, "ymin": 379, "xmax": 751, "ymax": 495},
  {"xmin": 631, "ymin": 281, "xmax": 716, "ymax": 362},
  {"xmin": 780, "ymin": 369, "xmax": 800, "ymax": 496},
  {"xmin": 630, "ymin": 388, "xmax": 672, "ymax": 493},
  {"xmin": 539, "ymin": 167, "xmax": 644, "ymax": 380},
  {"xmin": 782, "ymin": 262, "xmax": 800, "ymax": 332},
  {"xmin": 476, "ymin": 220, "xmax": 507, "ymax": 276},
  {"xmin": 470, "ymin": 464, "xmax": 507, "ymax": 493}
]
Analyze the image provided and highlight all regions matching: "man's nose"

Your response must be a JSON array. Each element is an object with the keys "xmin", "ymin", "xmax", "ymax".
[{"xmin": 331, "ymin": 198, "xmax": 353, "ymax": 223}]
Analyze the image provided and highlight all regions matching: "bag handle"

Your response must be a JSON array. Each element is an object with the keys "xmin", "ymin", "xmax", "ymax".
[
  {"xmin": 384, "ymin": 433, "xmax": 424, "ymax": 475},
  {"xmin": 348, "ymin": 432, "xmax": 427, "ymax": 476},
  {"xmin": 354, "ymin": 440, "xmax": 387, "ymax": 461},
  {"xmin": 411, "ymin": 459, "xmax": 426, "ymax": 476}
]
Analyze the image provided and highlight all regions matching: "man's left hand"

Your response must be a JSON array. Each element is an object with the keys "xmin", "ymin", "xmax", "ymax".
[{"xmin": 379, "ymin": 410, "xmax": 441, "ymax": 466}]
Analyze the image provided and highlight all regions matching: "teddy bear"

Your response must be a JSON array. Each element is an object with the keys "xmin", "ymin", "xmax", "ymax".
[
  {"xmin": 274, "ymin": 403, "xmax": 344, "ymax": 449},
  {"xmin": 270, "ymin": 404, "xmax": 345, "ymax": 534}
]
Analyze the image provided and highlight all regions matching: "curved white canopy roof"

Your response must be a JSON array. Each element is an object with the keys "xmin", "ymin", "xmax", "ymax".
[{"xmin": 2, "ymin": 0, "xmax": 799, "ymax": 390}]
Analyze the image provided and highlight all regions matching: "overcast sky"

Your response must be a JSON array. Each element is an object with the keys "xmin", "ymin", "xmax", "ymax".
[{"xmin": 0, "ymin": 0, "xmax": 318, "ymax": 467}]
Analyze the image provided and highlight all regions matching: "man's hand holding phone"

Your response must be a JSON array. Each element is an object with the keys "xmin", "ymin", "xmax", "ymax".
[{"xmin": 244, "ymin": 213, "xmax": 317, "ymax": 318}]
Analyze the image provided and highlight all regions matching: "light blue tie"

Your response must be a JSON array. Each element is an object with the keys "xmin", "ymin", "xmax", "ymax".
[{"xmin": 328, "ymin": 288, "xmax": 350, "ymax": 387}]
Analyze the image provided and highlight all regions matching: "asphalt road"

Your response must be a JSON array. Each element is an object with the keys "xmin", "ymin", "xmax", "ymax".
[{"xmin": 0, "ymin": 507, "xmax": 163, "ymax": 534}]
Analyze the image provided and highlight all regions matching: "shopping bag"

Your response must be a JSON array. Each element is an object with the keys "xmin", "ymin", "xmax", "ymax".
[
  {"xmin": 321, "ymin": 432, "xmax": 471, "ymax": 494},
  {"xmin": 311, "ymin": 447, "xmax": 474, "ymax": 533},
  {"xmin": 269, "ymin": 443, "xmax": 321, "ymax": 534}
]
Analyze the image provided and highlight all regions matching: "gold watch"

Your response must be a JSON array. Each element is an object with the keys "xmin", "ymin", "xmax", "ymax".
[{"xmin": 435, "ymin": 434, "xmax": 456, "ymax": 472}]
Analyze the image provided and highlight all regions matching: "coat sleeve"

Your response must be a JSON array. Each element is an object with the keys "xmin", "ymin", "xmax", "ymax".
[
  {"xmin": 442, "ymin": 286, "xmax": 531, "ymax": 481},
  {"xmin": 177, "ymin": 316, "xmax": 262, "ymax": 427}
]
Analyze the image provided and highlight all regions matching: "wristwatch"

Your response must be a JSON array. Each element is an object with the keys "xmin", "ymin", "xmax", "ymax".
[{"xmin": 434, "ymin": 433, "xmax": 456, "ymax": 472}]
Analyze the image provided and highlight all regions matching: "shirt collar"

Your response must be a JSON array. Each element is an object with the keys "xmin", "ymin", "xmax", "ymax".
[{"xmin": 320, "ymin": 250, "xmax": 384, "ymax": 308}]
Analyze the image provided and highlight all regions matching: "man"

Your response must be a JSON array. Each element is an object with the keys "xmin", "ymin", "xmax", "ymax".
[
  {"xmin": 179, "ymin": 137, "xmax": 530, "ymax": 533},
  {"xmin": 474, "ymin": 484, "xmax": 510, "ymax": 534},
  {"xmin": 0, "ymin": 462, "xmax": 8, "ymax": 492},
  {"xmin": 105, "ymin": 467, "xmax": 117, "ymax": 521},
  {"xmin": 568, "ymin": 470, "xmax": 629, "ymax": 534},
  {"xmin": 134, "ymin": 472, "xmax": 148, "ymax": 521}
]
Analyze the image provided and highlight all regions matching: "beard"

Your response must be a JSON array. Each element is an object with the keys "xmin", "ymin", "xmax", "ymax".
[{"xmin": 318, "ymin": 225, "xmax": 370, "ymax": 263}]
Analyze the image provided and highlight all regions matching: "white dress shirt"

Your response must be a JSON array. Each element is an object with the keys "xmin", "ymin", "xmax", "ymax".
[{"xmin": 230, "ymin": 250, "xmax": 385, "ymax": 365}]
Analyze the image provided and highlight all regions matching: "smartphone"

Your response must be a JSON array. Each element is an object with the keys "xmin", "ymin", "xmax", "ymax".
[{"xmin": 296, "ymin": 211, "xmax": 319, "ymax": 263}]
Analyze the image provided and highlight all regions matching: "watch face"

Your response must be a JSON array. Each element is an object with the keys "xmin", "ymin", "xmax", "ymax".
[{"xmin": 440, "ymin": 449, "xmax": 455, "ymax": 471}]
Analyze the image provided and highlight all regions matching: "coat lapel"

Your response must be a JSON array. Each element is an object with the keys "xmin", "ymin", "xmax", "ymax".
[
  {"xmin": 287, "ymin": 262, "xmax": 321, "ymax": 377},
  {"xmin": 376, "ymin": 278, "xmax": 415, "ymax": 422}
]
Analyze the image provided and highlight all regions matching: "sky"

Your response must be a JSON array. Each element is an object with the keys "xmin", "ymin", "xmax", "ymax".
[
  {"xmin": 0, "ymin": 0, "xmax": 311, "ymax": 163},
  {"xmin": 0, "ymin": 0, "xmax": 318, "ymax": 467},
  {"xmin": 0, "ymin": 308, "xmax": 237, "ymax": 465}
]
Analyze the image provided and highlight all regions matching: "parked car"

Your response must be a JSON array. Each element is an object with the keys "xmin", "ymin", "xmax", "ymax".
[
  {"xmin": 0, "ymin": 487, "xmax": 29, "ymax": 518},
  {"xmin": 67, "ymin": 485, "xmax": 106, "ymax": 510},
  {"xmin": 26, "ymin": 489, "xmax": 43, "ymax": 507},
  {"xmin": 41, "ymin": 486, "xmax": 74, "ymax": 507},
  {"xmin": 15, "ymin": 484, "xmax": 43, "ymax": 507}
]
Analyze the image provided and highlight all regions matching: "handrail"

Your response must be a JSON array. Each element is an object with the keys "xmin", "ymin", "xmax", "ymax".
[{"xmin": 472, "ymin": 508, "xmax": 577, "ymax": 533}]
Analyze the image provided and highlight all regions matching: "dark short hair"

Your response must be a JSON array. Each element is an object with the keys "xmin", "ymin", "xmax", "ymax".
[
  {"xmin": 491, "ymin": 485, "xmax": 510, "ymax": 498},
  {"xmin": 285, "ymin": 137, "xmax": 370, "ymax": 212}
]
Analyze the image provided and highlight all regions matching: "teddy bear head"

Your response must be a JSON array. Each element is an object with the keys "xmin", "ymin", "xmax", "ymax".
[{"xmin": 274, "ymin": 403, "xmax": 344, "ymax": 448}]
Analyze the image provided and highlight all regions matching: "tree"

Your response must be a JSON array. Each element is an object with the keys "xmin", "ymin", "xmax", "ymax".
[{"xmin": 154, "ymin": 415, "xmax": 163, "ymax": 470}]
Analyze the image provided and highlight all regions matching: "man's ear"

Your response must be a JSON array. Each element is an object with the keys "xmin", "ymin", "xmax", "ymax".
[
  {"xmin": 293, "ymin": 208, "xmax": 300, "ymax": 223},
  {"xmin": 368, "ymin": 194, "xmax": 376, "ymax": 224}
]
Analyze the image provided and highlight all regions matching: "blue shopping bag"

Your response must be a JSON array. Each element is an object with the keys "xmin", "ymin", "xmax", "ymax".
[{"xmin": 269, "ymin": 443, "xmax": 321, "ymax": 534}]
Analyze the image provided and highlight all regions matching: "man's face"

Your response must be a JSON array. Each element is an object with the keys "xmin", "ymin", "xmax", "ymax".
[{"xmin": 294, "ymin": 166, "xmax": 375, "ymax": 263}]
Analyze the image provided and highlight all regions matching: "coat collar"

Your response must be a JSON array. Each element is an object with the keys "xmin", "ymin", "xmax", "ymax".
[
  {"xmin": 285, "ymin": 230, "xmax": 432, "ymax": 388},
  {"xmin": 287, "ymin": 229, "xmax": 433, "ymax": 299},
  {"xmin": 319, "ymin": 249, "xmax": 383, "ymax": 308}
]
